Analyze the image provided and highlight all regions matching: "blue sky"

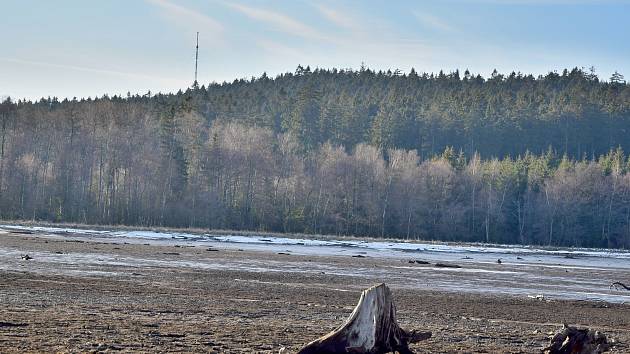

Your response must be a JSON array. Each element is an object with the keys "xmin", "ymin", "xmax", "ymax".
[{"xmin": 1, "ymin": 0, "xmax": 629, "ymax": 100}]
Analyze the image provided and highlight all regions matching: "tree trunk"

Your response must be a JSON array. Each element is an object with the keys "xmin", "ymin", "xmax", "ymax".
[{"xmin": 298, "ymin": 284, "xmax": 431, "ymax": 354}]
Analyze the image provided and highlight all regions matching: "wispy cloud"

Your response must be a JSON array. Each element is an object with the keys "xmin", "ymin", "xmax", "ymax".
[
  {"xmin": 413, "ymin": 11, "xmax": 457, "ymax": 33},
  {"xmin": 0, "ymin": 57, "xmax": 186, "ymax": 85},
  {"xmin": 145, "ymin": 0, "xmax": 223, "ymax": 40},
  {"xmin": 312, "ymin": 3, "xmax": 360, "ymax": 31},
  {"xmin": 225, "ymin": 2, "xmax": 322, "ymax": 40}
]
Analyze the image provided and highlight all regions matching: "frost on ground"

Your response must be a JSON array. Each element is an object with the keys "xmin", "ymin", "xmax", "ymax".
[{"xmin": 1, "ymin": 224, "xmax": 630, "ymax": 303}]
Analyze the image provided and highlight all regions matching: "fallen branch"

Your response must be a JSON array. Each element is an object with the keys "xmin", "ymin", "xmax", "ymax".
[
  {"xmin": 434, "ymin": 263, "xmax": 460, "ymax": 268},
  {"xmin": 611, "ymin": 282, "xmax": 630, "ymax": 291},
  {"xmin": 298, "ymin": 283, "xmax": 431, "ymax": 354},
  {"xmin": 0, "ymin": 321, "xmax": 29, "ymax": 328}
]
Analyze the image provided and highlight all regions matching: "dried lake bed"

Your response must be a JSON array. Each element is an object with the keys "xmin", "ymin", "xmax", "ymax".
[{"xmin": 1, "ymin": 224, "xmax": 630, "ymax": 352}]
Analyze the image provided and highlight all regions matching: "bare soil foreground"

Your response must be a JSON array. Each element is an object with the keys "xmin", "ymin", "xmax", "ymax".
[{"xmin": 1, "ymin": 229, "xmax": 630, "ymax": 353}]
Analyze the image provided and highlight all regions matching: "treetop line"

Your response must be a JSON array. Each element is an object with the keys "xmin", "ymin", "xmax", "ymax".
[{"xmin": 0, "ymin": 66, "xmax": 629, "ymax": 248}]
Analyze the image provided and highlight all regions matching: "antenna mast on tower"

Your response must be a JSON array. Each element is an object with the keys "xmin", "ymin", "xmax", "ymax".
[{"xmin": 193, "ymin": 32, "xmax": 199, "ymax": 88}]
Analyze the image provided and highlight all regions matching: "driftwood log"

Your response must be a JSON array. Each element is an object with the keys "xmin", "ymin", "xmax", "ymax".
[
  {"xmin": 544, "ymin": 324, "xmax": 611, "ymax": 354},
  {"xmin": 297, "ymin": 284, "xmax": 431, "ymax": 354}
]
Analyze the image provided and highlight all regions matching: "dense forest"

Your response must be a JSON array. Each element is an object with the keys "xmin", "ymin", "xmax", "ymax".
[{"xmin": 1, "ymin": 66, "xmax": 630, "ymax": 248}]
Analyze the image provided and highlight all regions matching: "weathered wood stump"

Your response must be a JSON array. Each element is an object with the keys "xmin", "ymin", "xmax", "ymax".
[
  {"xmin": 544, "ymin": 324, "xmax": 611, "ymax": 354},
  {"xmin": 298, "ymin": 283, "xmax": 431, "ymax": 354}
]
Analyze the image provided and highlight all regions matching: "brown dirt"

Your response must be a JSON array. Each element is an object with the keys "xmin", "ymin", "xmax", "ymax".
[{"xmin": 1, "ymin": 232, "xmax": 629, "ymax": 353}]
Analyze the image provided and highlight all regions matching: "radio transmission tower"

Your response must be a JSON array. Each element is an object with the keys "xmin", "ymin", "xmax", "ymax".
[{"xmin": 193, "ymin": 32, "xmax": 199, "ymax": 88}]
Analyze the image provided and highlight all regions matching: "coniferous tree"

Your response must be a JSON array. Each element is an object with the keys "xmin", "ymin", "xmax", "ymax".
[{"xmin": 0, "ymin": 66, "xmax": 629, "ymax": 247}]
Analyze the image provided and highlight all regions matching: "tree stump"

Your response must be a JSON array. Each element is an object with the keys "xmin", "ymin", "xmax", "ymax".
[
  {"xmin": 298, "ymin": 283, "xmax": 431, "ymax": 354},
  {"xmin": 544, "ymin": 324, "xmax": 611, "ymax": 354}
]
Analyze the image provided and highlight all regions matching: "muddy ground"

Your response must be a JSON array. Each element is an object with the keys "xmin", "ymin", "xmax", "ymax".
[{"xmin": 1, "ymin": 231, "xmax": 629, "ymax": 353}]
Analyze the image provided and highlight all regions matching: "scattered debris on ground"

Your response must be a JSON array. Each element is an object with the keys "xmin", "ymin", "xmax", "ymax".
[
  {"xmin": 408, "ymin": 260, "xmax": 430, "ymax": 265},
  {"xmin": 544, "ymin": 324, "xmax": 611, "ymax": 354},
  {"xmin": 434, "ymin": 263, "xmax": 461, "ymax": 268},
  {"xmin": 528, "ymin": 294, "xmax": 546, "ymax": 301}
]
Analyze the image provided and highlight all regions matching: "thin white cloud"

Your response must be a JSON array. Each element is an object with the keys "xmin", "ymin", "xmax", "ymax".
[
  {"xmin": 0, "ymin": 57, "xmax": 186, "ymax": 85},
  {"xmin": 226, "ymin": 2, "xmax": 322, "ymax": 40},
  {"xmin": 312, "ymin": 3, "xmax": 360, "ymax": 31},
  {"xmin": 413, "ymin": 11, "xmax": 457, "ymax": 33},
  {"xmin": 145, "ymin": 0, "xmax": 224, "ymax": 40}
]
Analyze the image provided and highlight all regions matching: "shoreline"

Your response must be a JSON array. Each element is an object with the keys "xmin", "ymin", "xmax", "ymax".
[{"xmin": 2, "ymin": 219, "xmax": 629, "ymax": 255}]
